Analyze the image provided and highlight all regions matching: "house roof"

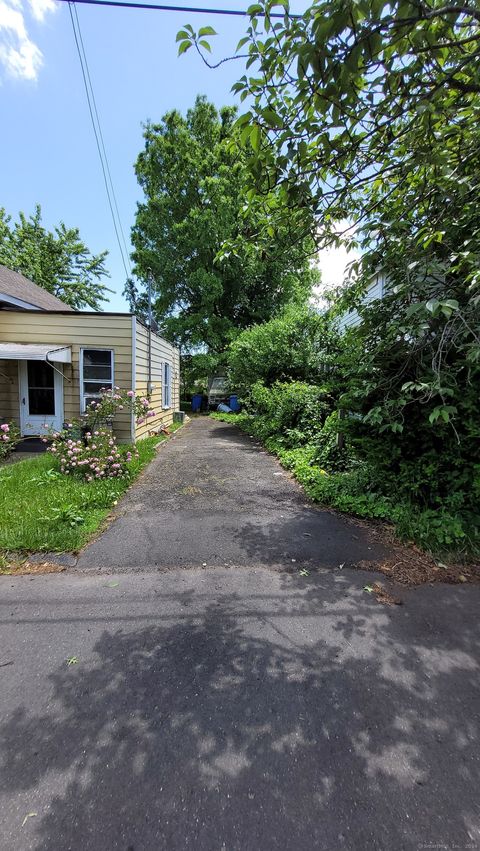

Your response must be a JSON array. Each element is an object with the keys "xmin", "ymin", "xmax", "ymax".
[{"xmin": 0, "ymin": 265, "xmax": 74, "ymax": 311}]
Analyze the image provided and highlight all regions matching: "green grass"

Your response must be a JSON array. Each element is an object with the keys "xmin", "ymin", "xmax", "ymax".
[{"xmin": 0, "ymin": 427, "xmax": 181, "ymax": 555}]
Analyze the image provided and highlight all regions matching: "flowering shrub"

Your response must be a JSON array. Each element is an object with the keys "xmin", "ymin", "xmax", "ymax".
[
  {"xmin": 82, "ymin": 387, "xmax": 157, "ymax": 431},
  {"xmin": 47, "ymin": 427, "xmax": 138, "ymax": 481},
  {"xmin": 0, "ymin": 421, "xmax": 20, "ymax": 461}
]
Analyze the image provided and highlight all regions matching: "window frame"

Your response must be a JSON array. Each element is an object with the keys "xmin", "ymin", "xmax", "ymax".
[
  {"xmin": 79, "ymin": 347, "xmax": 115, "ymax": 413},
  {"xmin": 162, "ymin": 361, "xmax": 172, "ymax": 409}
]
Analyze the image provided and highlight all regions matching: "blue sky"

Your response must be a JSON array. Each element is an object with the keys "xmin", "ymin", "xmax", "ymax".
[{"xmin": 0, "ymin": 0, "xmax": 256, "ymax": 310}]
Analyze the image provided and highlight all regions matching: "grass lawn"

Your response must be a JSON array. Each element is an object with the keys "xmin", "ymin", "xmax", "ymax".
[{"xmin": 0, "ymin": 426, "xmax": 181, "ymax": 557}]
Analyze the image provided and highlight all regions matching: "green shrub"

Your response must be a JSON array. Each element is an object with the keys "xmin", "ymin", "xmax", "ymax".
[
  {"xmin": 227, "ymin": 302, "xmax": 340, "ymax": 399},
  {"xmin": 0, "ymin": 420, "xmax": 20, "ymax": 461},
  {"xmin": 313, "ymin": 411, "xmax": 355, "ymax": 473},
  {"xmin": 247, "ymin": 380, "xmax": 332, "ymax": 448}
]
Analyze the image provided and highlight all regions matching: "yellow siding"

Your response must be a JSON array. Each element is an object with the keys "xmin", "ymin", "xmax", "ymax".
[
  {"xmin": 0, "ymin": 312, "xmax": 134, "ymax": 442},
  {"xmin": 134, "ymin": 321, "xmax": 180, "ymax": 440},
  {"xmin": 0, "ymin": 360, "xmax": 19, "ymax": 425}
]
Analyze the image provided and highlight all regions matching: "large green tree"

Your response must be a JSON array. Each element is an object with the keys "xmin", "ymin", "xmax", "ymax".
[
  {"xmin": 130, "ymin": 95, "xmax": 316, "ymax": 352},
  {"xmin": 0, "ymin": 206, "xmax": 111, "ymax": 310}
]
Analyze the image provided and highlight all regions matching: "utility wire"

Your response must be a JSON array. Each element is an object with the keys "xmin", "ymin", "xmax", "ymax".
[
  {"xmin": 68, "ymin": 1, "xmax": 131, "ymax": 280},
  {"xmin": 71, "ymin": 2, "xmax": 133, "ymax": 274},
  {"xmin": 59, "ymin": 0, "xmax": 301, "ymax": 18}
]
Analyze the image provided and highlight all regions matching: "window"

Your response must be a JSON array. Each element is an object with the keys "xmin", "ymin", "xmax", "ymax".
[
  {"xmin": 80, "ymin": 348, "xmax": 114, "ymax": 411},
  {"xmin": 163, "ymin": 361, "xmax": 172, "ymax": 408},
  {"xmin": 27, "ymin": 361, "xmax": 55, "ymax": 415}
]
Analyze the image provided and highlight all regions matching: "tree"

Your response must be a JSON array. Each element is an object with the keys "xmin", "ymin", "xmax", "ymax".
[
  {"xmin": 0, "ymin": 205, "xmax": 111, "ymax": 310},
  {"xmin": 179, "ymin": 3, "xmax": 480, "ymax": 392},
  {"xmin": 129, "ymin": 95, "xmax": 316, "ymax": 352},
  {"xmin": 178, "ymin": 6, "xmax": 480, "ymax": 551}
]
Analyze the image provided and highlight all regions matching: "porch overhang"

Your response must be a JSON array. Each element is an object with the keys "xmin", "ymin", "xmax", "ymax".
[{"xmin": 0, "ymin": 343, "xmax": 72, "ymax": 364}]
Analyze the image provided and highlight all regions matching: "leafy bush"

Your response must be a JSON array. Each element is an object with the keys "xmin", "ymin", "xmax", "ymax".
[
  {"xmin": 227, "ymin": 303, "xmax": 339, "ymax": 399},
  {"xmin": 313, "ymin": 411, "xmax": 355, "ymax": 473},
  {"xmin": 47, "ymin": 427, "xmax": 139, "ymax": 481},
  {"xmin": 246, "ymin": 380, "xmax": 332, "ymax": 448},
  {"xmin": 0, "ymin": 421, "xmax": 20, "ymax": 461}
]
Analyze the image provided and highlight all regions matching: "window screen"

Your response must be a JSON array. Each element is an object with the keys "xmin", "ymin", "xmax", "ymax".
[
  {"xmin": 81, "ymin": 349, "xmax": 114, "ymax": 411},
  {"xmin": 163, "ymin": 362, "xmax": 171, "ymax": 408}
]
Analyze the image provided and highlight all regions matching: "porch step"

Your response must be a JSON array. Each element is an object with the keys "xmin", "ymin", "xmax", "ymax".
[{"xmin": 14, "ymin": 438, "xmax": 47, "ymax": 453}]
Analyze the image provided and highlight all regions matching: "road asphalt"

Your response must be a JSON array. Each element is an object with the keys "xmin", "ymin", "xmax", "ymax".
[{"xmin": 1, "ymin": 418, "xmax": 479, "ymax": 850}]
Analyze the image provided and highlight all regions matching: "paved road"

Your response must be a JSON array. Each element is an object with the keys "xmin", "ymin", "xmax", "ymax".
[
  {"xmin": 77, "ymin": 418, "xmax": 388, "ymax": 571},
  {"xmin": 0, "ymin": 568, "xmax": 479, "ymax": 850}
]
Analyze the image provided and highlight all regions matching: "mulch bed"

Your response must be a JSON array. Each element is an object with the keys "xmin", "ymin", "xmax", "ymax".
[{"xmin": 354, "ymin": 541, "xmax": 479, "ymax": 587}]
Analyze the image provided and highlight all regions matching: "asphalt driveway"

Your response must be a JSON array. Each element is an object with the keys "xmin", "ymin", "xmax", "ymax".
[
  {"xmin": 0, "ymin": 568, "xmax": 479, "ymax": 850},
  {"xmin": 76, "ymin": 417, "xmax": 388, "ymax": 571},
  {"xmin": 1, "ymin": 418, "xmax": 479, "ymax": 850}
]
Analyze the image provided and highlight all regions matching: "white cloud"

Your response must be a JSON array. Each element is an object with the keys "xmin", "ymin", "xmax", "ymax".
[
  {"xmin": 0, "ymin": 0, "xmax": 55, "ymax": 81},
  {"xmin": 28, "ymin": 0, "xmax": 56, "ymax": 22},
  {"xmin": 316, "ymin": 240, "xmax": 358, "ymax": 289},
  {"xmin": 311, "ymin": 221, "xmax": 360, "ymax": 309}
]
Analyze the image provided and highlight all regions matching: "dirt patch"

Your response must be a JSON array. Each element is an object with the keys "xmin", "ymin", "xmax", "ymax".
[
  {"xmin": 363, "ymin": 580, "xmax": 403, "ymax": 605},
  {"xmin": 0, "ymin": 561, "xmax": 66, "ymax": 576}
]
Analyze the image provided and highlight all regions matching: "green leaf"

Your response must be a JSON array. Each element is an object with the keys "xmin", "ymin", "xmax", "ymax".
[
  {"xmin": 199, "ymin": 40, "xmax": 212, "ymax": 52},
  {"xmin": 175, "ymin": 29, "xmax": 189, "ymax": 42},
  {"xmin": 250, "ymin": 124, "xmax": 262, "ymax": 151},
  {"xmin": 261, "ymin": 107, "xmax": 283, "ymax": 128},
  {"xmin": 177, "ymin": 40, "xmax": 192, "ymax": 56},
  {"xmin": 237, "ymin": 35, "xmax": 250, "ymax": 50},
  {"xmin": 198, "ymin": 26, "xmax": 217, "ymax": 37}
]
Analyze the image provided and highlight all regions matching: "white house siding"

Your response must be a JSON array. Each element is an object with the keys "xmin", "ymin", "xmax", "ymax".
[{"xmin": 337, "ymin": 272, "xmax": 386, "ymax": 332}]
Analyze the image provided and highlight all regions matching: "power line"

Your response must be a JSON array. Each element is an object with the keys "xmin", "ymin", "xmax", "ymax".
[
  {"xmin": 71, "ymin": 2, "xmax": 133, "ymax": 274},
  {"xmin": 59, "ymin": 0, "xmax": 301, "ymax": 18},
  {"xmin": 68, "ymin": 1, "xmax": 132, "ymax": 280}
]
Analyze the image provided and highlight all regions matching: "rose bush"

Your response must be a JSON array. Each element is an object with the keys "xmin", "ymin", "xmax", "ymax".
[
  {"xmin": 47, "ymin": 426, "xmax": 139, "ymax": 481},
  {"xmin": 82, "ymin": 388, "xmax": 156, "ymax": 431},
  {"xmin": 0, "ymin": 421, "xmax": 20, "ymax": 461}
]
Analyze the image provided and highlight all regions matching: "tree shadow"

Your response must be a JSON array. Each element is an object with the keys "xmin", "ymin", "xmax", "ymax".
[
  {"xmin": 1, "ymin": 582, "xmax": 479, "ymax": 850},
  {"xmin": 233, "ymin": 513, "xmax": 388, "ymax": 569}
]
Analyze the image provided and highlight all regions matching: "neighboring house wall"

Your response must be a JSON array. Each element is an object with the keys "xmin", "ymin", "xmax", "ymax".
[
  {"xmin": 0, "ymin": 311, "xmax": 134, "ymax": 443},
  {"xmin": 134, "ymin": 320, "xmax": 180, "ymax": 440},
  {"xmin": 337, "ymin": 271, "xmax": 386, "ymax": 332}
]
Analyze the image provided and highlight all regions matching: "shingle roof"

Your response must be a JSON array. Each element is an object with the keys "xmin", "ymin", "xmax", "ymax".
[{"xmin": 0, "ymin": 265, "xmax": 74, "ymax": 311}]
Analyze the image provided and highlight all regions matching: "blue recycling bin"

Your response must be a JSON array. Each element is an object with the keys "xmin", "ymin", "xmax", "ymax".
[
  {"xmin": 191, "ymin": 394, "xmax": 203, "ymax": 414},
  {"xmin": 229, "ymin": 395, "xmax": 240, "ymax": 412}
]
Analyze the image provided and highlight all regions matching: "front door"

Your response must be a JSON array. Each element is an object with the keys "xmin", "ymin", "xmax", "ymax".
[{"xmin": 19, "ymin": 360, "xmax": 64, "ymax": 436}]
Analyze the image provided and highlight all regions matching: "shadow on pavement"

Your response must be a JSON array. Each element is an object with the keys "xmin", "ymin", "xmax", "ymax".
[{"xmin": 1, "ymin": 575, "xmax": 478, "ymax": 850}]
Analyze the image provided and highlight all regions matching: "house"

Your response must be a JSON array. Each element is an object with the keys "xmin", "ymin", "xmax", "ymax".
[
  {"xmin": 336, "ymin": 271, "xmax": 386, "ymax": 332},
  {"xmin": 0, "ymin": 266, "xmax": 180, "ymax": 443}
]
